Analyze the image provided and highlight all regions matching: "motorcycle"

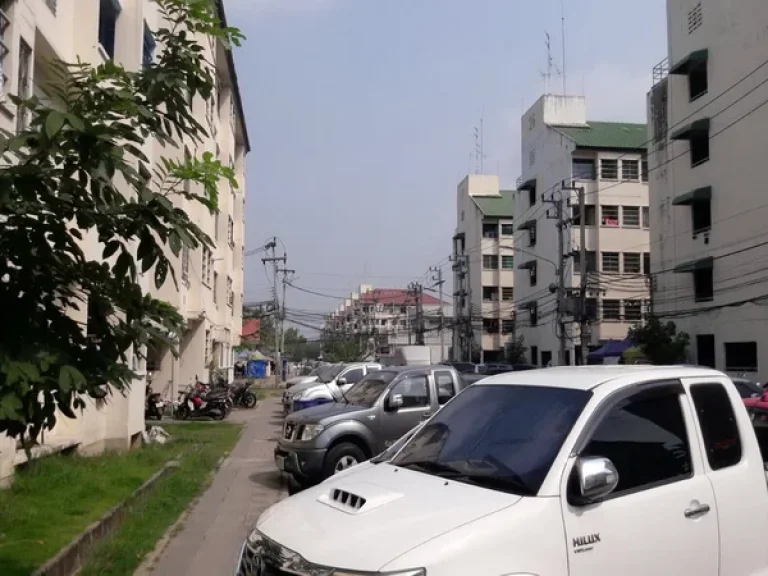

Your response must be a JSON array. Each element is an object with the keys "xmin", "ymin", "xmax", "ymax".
[
  {"xmin": 197, "ymin": 378, "xmax": 234, "ymax": 417},
  {"xmin": 174, "ymin": 384, "xmax": 226, "ymax": 421},
  {"xmin": 145, "ymin": 386, "xmax": 166, "ymax": 420},
  {"xmin": 231, "ymin": 381, "xmax": 258, "ymax": 409}
]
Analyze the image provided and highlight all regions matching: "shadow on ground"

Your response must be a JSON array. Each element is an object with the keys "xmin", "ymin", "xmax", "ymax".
[{"xmin": 249, "ymin": 471, "xmax": 285, "ymax": 491}]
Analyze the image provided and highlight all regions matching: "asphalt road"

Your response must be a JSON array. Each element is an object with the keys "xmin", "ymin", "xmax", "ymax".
[{"xmin": 136, "ymin": 396, "xmax": 288, "ymax": 575}]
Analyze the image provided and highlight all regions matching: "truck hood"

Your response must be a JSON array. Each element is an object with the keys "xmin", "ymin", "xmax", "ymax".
[
  {"xmin": 285, "ymin": 375, "xmax": 319, "ymax": 389},
  {"xmin": 286, "ymin": 401, "xmax": 368, "ymax": 425},
  {"xmin": 256, "ymin": 462, "xmax": 522, "ymax": 571}
]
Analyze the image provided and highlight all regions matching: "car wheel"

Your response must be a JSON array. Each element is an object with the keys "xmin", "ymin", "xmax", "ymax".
[{"xmin": 324, "ymin": 443, "xmax": 366, "ymax": 478}]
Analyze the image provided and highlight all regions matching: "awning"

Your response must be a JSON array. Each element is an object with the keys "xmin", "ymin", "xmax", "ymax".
[
  {"xmin": 588, "ymin": 338, "xmax": 634, "ymax": 361},
  {"xmin": 672, "ymin": 185, "xmax": 712, "ymax": 206},
  {"xmin": 670, "ymin": 118, "xmax": 710, "ymax": 141},
  {"xmin": 674, "ymin": 256, "xmax": 714, "ymax": 274},
  {"xmin": 518, "ymin": 178, "xmax": 537, "ymax": 192},
  {"xmin": 517, "ymin": 260, "xmax": 536, "ymax": 271},
  {"xmin": 517, "ymin": 219, "xmax": 537, "ymax": 231},
  {"xmin": 670, "ymin": 49, "xmax": 709, "ymax": 75}
]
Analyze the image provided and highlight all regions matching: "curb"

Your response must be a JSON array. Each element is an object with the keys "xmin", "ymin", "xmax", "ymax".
[{"xmin": 32, "ymin": 460, "xmax": 180, "ymax": 576}]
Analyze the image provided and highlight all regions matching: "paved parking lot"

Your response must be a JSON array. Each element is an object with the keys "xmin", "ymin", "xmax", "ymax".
[{"xmin": 137, "ymin": 397, "xmax": 287, "ymax": 575}]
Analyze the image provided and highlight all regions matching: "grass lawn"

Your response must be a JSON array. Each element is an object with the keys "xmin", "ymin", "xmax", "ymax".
[
  {"xmin": 252, "ymin": 386, "xmax": 282, "ymax": 399},
  {"xmin": 0, "ymin": 422, "xmax": 242, "ymax": 576}
]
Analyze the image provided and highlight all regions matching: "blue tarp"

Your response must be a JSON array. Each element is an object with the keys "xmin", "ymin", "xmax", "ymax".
[
  {"xmin": 588, "ymin": 338, "xmax": 634, "ymax": 360},
  {"xmin": 247, "ymin": 360, "xmax": 267, "ymax": 378}
]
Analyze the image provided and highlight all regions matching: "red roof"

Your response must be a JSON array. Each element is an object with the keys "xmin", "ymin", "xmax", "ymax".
[
  {"xmin": 242, "ymin": 318, "xmax": 260, "ymax": 339},
  {"xmin": 359, "ymin": 288, "xmax": 441, "ymax": 306}
]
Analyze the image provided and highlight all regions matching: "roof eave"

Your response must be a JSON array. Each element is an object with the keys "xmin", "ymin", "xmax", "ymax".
[{"xmin": 216, "ymin": 0, "xmax": 251, "ymax": 154}]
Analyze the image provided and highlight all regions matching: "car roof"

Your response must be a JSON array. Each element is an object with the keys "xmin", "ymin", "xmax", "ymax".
[
  {"xmin": 375, "ymin": 365, "xmax": 452, "ymax": 373},
  {"xmin": 476, "ymin": 365, "xmax": 728, "ymax": 391}
]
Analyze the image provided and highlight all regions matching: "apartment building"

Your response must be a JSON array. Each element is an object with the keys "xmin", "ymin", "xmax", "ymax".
[
  {"xmin": 515, "ymin": 95, "xmax": 650, "ymax": 367},
  {"xmin": 452, "ymin": 175, "xmax": 515, "ymax": 363},
  {"xmin": 648, "ymin": 0, "xmax": 768, "ymax": 377},
  {"xmin": 327, "ymin": 284, "xmax": 453, "ymax": 362},
  {"xmin": 0, "ymin": 0, "xmax": 248, "ymax": 483}
]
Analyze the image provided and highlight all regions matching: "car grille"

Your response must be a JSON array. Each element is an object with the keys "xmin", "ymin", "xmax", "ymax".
[
  {"xmin": 237, "ymin": 535, "xmax": 335, "ymax": 576},
  {"xmin": 282, "ymin": 422, "xmax": 303, "ymax": 442}
]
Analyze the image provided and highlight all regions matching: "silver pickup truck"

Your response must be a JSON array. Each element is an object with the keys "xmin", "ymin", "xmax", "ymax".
[{"xmin": 275, "ymin": 365, "xmax": 466, "ymax": 486}]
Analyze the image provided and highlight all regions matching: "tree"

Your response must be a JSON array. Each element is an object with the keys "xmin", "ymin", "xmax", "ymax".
[
  {"xmin": 628, "ymin": 316, "xmax": 690, "ymax": 365},
  {"xmin": 322, "ymin": 329, "xmax": 371, "ymax": 363},
  {"xmin": 283, "ymin": 327, "xmax": 307, "ymax": 360},
  {"xmin": 0, "ymin": 0, "xmax": 243, "ymax": 449},
  {"xmin": 505, "ymin": 334, "xmax": 529, "ymax": 365}
]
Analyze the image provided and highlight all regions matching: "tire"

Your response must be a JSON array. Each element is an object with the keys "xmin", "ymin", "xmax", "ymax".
[
  {"xmin": 213, "ymin": 409, "xmax": 226, "ymax": 421},
  {"xmin": 242, "ymin": 392, "xmax": 257, "ymax": 409},
  {"xmin": 323, "ymin": 443, "xmax": 367, "ymax": 479},
  {"xmin": 175, "ymin": 405, "xmax": 190, "ymax": 421}
]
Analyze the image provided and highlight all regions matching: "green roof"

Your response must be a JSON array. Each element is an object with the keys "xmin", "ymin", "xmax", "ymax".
[
  {"xmin": 552, "ymin": 121, "xmax": 648, "ymax": 151},
  {"xmin": 473, "ymin": 190, "xmax": 515, "ymax": 218}
]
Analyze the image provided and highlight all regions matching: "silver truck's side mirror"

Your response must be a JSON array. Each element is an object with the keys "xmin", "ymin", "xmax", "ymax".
[
  {"xmin": 576, "ymin": 456, "xmax": 619, "ymax": 503},
  {"xmin": 387, "ymin": 393, "xmax": 404, "ymax": 411},
  {"xmin": 337, "ymin": 377, "xmax": 347, "ymax": 386}
]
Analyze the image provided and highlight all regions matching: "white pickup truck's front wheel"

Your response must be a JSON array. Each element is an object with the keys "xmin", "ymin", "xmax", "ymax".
[{"xmin": 325, "ymin": 443, "xmax": 366, "ymax": 478}]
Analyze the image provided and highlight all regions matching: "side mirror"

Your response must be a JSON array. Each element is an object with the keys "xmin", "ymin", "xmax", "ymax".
[
  {"xmin": 337, "ymin": 377, "xmax": 348, "ymax": 386},
  {"xmin": 387, "ymin": 393, "xmax": 404, "ymax": 411},
  {"xmin": 574, "ymin": 456, "xmax": 619, "ymax": 504}
]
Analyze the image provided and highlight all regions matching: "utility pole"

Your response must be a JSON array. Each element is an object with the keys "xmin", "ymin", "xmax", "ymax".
[
  {"xmin": 262, "ymin": 237, "xmax": 286, "ymax": 382},
  {"xmin": 408, "ymin": 282, "xmax": 425, "ymax": 346},
  {"xmin": 562, "ymin": 182, "xmax": 589, "ymax": 365},
  {"xmin": 546, "ymin": 193, "xmax": 568, "ymax": 366},
  {"xmin": 430, "ymin": 266, "xmax": 445, "ymax": 361},
  {"xmin": 278, "ymin": 267, "xmax": 295, "ymax": 373}
]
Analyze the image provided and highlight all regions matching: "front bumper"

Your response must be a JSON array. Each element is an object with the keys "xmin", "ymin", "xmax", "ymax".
[
  {"xmin": 274, "ymin": 444, "xmax": 326, "ymax": 482},
  {"xmin": 292, "ymin": 398, "xmax": 334, "ymax": 413}
]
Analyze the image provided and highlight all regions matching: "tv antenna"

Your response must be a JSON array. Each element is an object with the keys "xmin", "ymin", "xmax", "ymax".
[
  {"xmin": 473, "ymin": 106, "xmax": 487, "ymax": 174},
  {"xmin": 539, "ymin": 32, "xmax": 561, "ymax": 94}
]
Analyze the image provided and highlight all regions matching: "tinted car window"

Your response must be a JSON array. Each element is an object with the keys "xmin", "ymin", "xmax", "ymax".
[
  {"xmin": 434, "ymin": 370, "xmax": 456, "ymax": 405},
  {"xmin": 344, "ymin": 371, "xmax": 398, "ymax": 407},
  {"xmin": 392, "ymin": 385, "xmax": 591, "ymax": 495},
  {"xmin": 390, "ymin": 375, "xmax": 430, "ymax": 408},
  {"xmin": 581, "ymin": 389, "xmax": 692, "ymax": 495},
  {"xmin": 690, "ymin": 383, "xmax": 742, "ymax": 470},
  {"xmin": 342, "ymin": 368, "xmax": 364, "ymax": 384}
]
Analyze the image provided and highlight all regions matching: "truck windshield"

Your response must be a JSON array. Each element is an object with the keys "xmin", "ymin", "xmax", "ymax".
[
  {"xmin": 391, "ymin": 384, "xmax": 591, "ymax": 495},
  {"xmin": 344, "ymin": 371, "xmax": 398, "ymax": 406},
  {"xmin": 316, "ymin": 364, "xmax": 344, "ymax": 383}
]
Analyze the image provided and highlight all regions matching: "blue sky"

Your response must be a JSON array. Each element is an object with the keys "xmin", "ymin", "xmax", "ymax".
[{"xmin": 226, "ymin": 0, "xmax": 667, "ymax": 331}]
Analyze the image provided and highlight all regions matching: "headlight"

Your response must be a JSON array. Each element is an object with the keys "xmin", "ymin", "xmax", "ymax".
[
  {"xmin": 334, "ymin": 570, "xmax": 425, "ymax": 576},
  {"xmin": 292, "ymin": 392, "xmax": 303, "ymax": 400},
  {"xmin": 299, "ymin": 424, "xmax": 324, "ymax": 441}
]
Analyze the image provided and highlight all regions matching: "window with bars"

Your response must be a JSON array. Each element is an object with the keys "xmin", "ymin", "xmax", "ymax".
[
  {"xmin": 16, "ymin": 39, "xmax": 31, "ymax": 132},
  {"xmin": 228, "ymin": 216, "xmax": 234, "ymax": 247},
  {"xmin": 227, "ymin": 277, "xmax": 234, "ymax": 307},
  {"xmin": 642, "ymin": 206, "xmax": 650, "ymax": 228},
  {"xmin": 501, "ymin": 255, "xmax": 514, "ymax": 269},
  {"xmin": 501, "ymin": 319, "xmax": 515, "ymax": 334},
  {"xmin": 482, "ymin": 222, "xmax": 498, "ymax": 239},
  {"xmin": 623, "ymin": 253, "xmax": 642, "ymax": 274},
  {"xmin": 572, "ymin": 205, "xmax": 597, "ymax": 226},
  {"xmin": 529, "ymin": 301, "xmax": 538, "ymax": 326},
  {"xmin": 482, "ymin": 286, "xmax": 499, "ymax": 301},
  {"xmin": 202, "ymin": 246, "xmax": 212, "ymax": 286},
  {"xmin": 530, "ymin": 261, "xmax": 538, "ymax": 287},
  {"xmin": 181, "ymin": 245, "xmax": 190, "ymax": 284},
  {"xmin": 642, "ymin": 160, "xmax": 649, "ymax": 182},
  {"xmin": 600, "ymin": 158, "xmax": 619, "ymax": 180},
  {"xmin": 622, "ymin": 160, "xmax": 640, "ymax": 181},
  {"xmin": 213, "ymin": 271, "xmax": 219, "ymax": 304},
  {"xmin": 572, "ymin": 158, "xmax": 597, "ymax": 180},
  {"xmin": 602, "ymin": 299, "xmax": 621, "ymax": 321},
  {"xmin": 482, "ymin": 255, "xmax": 499, "ymax": 270},
  {"xmin": 501, "ymin": 223, "xmax": 514, "ymax": 236},
  {"xmin": 622, "ymin": 206, "xmax": 640, "ymax": 227},
  {"xmin": 643, "ymin": 252, "xmax": 651, "ymax": 275},
  {"xmin": 502, "ymin": 287, "xmax": 514, "ymax": 301},
  {"xmin": 602, "ymin": 252, "xmax": 620, "ymax": 273},
  {"xmin": 0, "ymin": 1, "xmax": 11, "ymax": 98},
  {"xmin": 625, "ymin": 300, "xmax": 642, "ymax": 322},
  {"xmin": 601, "ymin": 205, "xmax": 619, "ymax": 227}
]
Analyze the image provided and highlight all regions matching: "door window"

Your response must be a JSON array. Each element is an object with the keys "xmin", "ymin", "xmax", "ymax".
[
  {"xmin": 690, "ymin": 383, "xmax": 742, "ymax": 470},
  {"xmin": 390, "ymin": 375, "xmax": 430, "ymax": 409},
  {"xmin": 342, "ymin": 368, "xmax": 364, "ymax": 384},
  {"xmin": 433, "ymin": 370, "xmax": 457, "ymax": 405},
  {"xmin": 580, "ymin": 388, "xmax": 692, "ymax": 496}
]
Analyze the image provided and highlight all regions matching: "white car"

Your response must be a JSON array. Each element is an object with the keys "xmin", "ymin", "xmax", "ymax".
[{"xmin": 238, "ymin": 365, "xmax": 768, "ymax": 575}]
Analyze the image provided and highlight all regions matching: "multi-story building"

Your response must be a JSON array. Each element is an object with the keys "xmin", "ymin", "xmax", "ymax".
[
  {"xmin": 0, "ymin": 0, "xmax": 247, "ymax": 483},
  {"xmin": 648, "ymin": 0, "xmax": 768, "ymax": 376},
  {"xmin": 327, "ymin": 285, "xmax": 452, "ymax": 362},
  {"xmin": 515, "ymin": 95, "xmax": 650, "ymax": 367},
  {"xmin": 452, "ymin": 175, "xmax": 515, "ymax": 363}
]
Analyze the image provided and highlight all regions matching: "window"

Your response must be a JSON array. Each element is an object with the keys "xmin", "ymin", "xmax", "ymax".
[
  {"xmin": 572, "ymin": 205, "xmax": 597, "ymax": 226},
  {"xmin": 622, "ymin": 160, "xmax": 639, "ymax": 181},
  {"xmin": 694, "ymin": 268, "xmax": 713, "ymax": 301},
  {"xmin": 482, "ymin": 286, "xmax": 499, "ymax": 301},
  {"xmin": 585, "ymin": 298, "xmax": 598, "ymax": 320},
  {"xmin": 212, "ymin": 271, "xmax": 219, "ymax": 304},
  {"xmin": 622, "ymin": 206, "xmax": 640, "ymax": 227},
  {"xmin": 529, "ymin": 261, "xmax": 537, "ymax": 287},
  {"xmin": 214, "ymin": 212, "xmax": 220, "ymax": 241},
  {"xmin": 690, "ymin": 133, "xmax": 710, "ymax": 166},
  {"xmin": 204, "ymin": 329, "xmax": 212, "ymax": 364},
  {"xmin": 579, "ymin": 387, "xmax": 692, "ymax": 496},
  {"xmin": 643, "ymin": 252, "xmax": 651, "ymax": 275},
  {"xmin": 98, "ymin": 0, "xmax": 121, "ymax": 59},
  {"xmin": 623, "ymin": 252, "xmax": 641, "ymax": 274},
  {"xmin": 501, "ymin": 319, "xmax": 515, "ymax": 334},
  {"xmin": 602, "ymin": 252, "xmax": 620, "ymax": 273},
  {"xmin": 528, "ymin": 222, "xmax": 537, "ymax": 247},
  {"xmin": 482, "ymin": 223, "xmax": 498, "ymax": 239},
  {"xmin": 228, "ymin": 216, "xmax": 235, "ymax": 247},
  {"xmin": 602, "ymin": 299, "xmax": 621, "ymax": 321},
  {"xmin": 689, "ymin": 64, "xmax": 708, "ymax": 101},
  {"xmin": 528, "ymin": 188, "xmax": 536, "ymax": 208},
  {"xmin": 600, "ymin": 158, "xmax": 619, "ymax": 180},
  {"xmin": 482, "ymin": 255, "xmax": 498, "ymax": 270},
  {"xmin": 642, "ymin": 206, "xmax": 650, "ymax": 228},
  {"xmin": 530, "ymin": 345, "xmax": 538, "ymax": 365},
  {"xmin": 573, "ymin": 250, "xmax": 597, "ymax": 273},
  {"xmin": 181, "ymin": 245, "xmax": 190, "ymax": 284},
  {"xmin": 690, "ymin": 384, "xmax": 742, "ymax": 470},
  {"xmin": 227, "ymin": 276, "xmax": 234, "ymax": 307},
  {"xmin": 724, "ymin": 342, "xmax": 758, "ymax": 372},
  {"xmin": 483, "ymin": 318, "xmax": 500, "ymax": 334},
  {"xmin": 501, "ymin": 223, "xmax": 514, "ymax": 236},
  {"xmin": 0, "ymin": 2, "xmax": 12, "ymax": 97},
  {"xmin": 541, "ymin": 351, "xmax": 552, "ymax": 367},
  {"xmin": 142, "ymin": 22, "xmax": 156, "ymax": 68},
  {"xmin": 15, "ymin": 39, "xmax": 32, "ymax": 133},
  {"xmin": 502, "ymin": 287, "xmax": 514, "ymax": 301},
  {"xmin": 625, "ymin": 300, "xmax": 642, "ymax": 322},
  {"xmin": 529, "ymin": 302, "xmax": 538, "ymax": 326},
  {"xmin": 572, "ymin": 158, "xmax": 596, "ymax": 180},
  {"xmin": 696, "ymin": 334, "xmax": 715, "ymax": 368},
  {"xmin": 692, "ymin": 200, "xmax": 711, "ymax": 233},
  {"xmin": 642, "ymin": 159, "xmax": 649, "ymax": 183},
  {"xmin": 202, "ymin": 246, "xmax": 212, "ymax": 286},
  {"xmin": 434, "ymin": 371, "xmax": 456, "ymax": 405},
  {"xmin": 529, "ymin": 149, "xmax": 535, "ymax": 166},
  {"xmin": 601, "ymin": 205, "xmax": 619, "ymax": 226},
  {"xmin": 501, "ymin": 255, "xmax": 514, "ymax": 269},
  {"xmin": 342, "ymin": 367, "xmax": 365, "ymax": 384}
]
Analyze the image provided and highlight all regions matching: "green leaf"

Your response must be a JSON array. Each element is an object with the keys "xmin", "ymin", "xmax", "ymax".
[
  {"xmin": 154, "ymin": 258, "xmax": 168, "ymax": 288},
  {"xmin": 103, "ymin": 241, "xmax": 121, "ymax": 259},
  {"xmin": 1, "ymin": 395, "xmax": 23, "ymax": 421},
  {"xmin": 45, "ymin": 110, "xmax": 66, "ymax": 138},
  {"xmin": 65, "ymin": 113, "xmax": 85, "ymax": 131}
]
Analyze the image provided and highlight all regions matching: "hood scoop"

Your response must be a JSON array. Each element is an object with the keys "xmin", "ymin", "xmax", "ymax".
[{"xmin": 317, "ymin": 481, "xmax": 403, "ymax": 515}]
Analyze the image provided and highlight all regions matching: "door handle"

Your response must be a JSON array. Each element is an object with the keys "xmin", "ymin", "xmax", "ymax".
[{"xmin": 684, "ymin": 503, "xmax": 711, "ymax": 518}]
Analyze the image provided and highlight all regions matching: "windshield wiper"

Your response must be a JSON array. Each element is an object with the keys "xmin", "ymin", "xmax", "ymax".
[
  {"xmin": 396, "ymin": 460, "xmax": 464, "ymax": 476},
  {"xmin": 451, "ymin": 473, "xmax": 533, "ymax": 496}
]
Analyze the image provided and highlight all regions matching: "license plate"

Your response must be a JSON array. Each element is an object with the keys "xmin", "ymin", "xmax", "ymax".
[{"xmin": 275, "ymin": 455, "xmax": 285, "ymax": 471}]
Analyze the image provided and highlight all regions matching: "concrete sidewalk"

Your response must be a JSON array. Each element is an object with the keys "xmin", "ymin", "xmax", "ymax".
[{"xmin": 137, "ymin": 397, "xmax": 287, "ymax": 575}]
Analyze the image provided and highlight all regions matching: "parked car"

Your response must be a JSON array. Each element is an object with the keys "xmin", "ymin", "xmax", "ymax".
[
  {"xmin": 285, "ymin": 362, "xmax": 382, "ymax": 414},
  {"xmin": 274, "ymin": 365, "xmax": 465, "ymax": 486},
  {"xmin": 439, "ymin": 361, "xmax": 479, "ymax": 374},
  {"xmin": 240, "ymin": 365, "xmax": 768, "ymax": 575}
]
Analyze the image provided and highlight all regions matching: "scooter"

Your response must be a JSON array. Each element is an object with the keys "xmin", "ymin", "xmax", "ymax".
[
  {"xmin": 174, "ymin": 385, "xmax": 225, "ymax": 421},
  {"xmin": 145, "ymin": 386, "xmax": 165, "ymax": 420}
]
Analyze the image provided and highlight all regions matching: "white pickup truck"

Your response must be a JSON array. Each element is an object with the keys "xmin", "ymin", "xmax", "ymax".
[{"xmin": 237, "ymin": 366, "xmax": 768, "ymax": 575}]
